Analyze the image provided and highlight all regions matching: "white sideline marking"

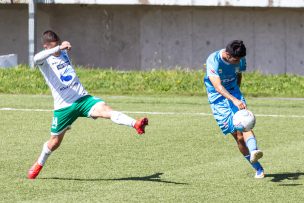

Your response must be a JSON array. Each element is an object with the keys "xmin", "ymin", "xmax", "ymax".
[
  {"xmin": 0, "ymin": 107, "xmax": 52, "ymax": 112},
  {"xmin": 123, "ymin": 111, "xmax": 212, "ymax": 116},
  {"xmin": 1, "ymin": 107, "xmax": 304, "ymax": 118}
]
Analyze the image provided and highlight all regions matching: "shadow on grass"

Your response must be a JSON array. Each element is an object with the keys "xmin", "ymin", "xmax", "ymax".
[
  {"xmin": 40, "ymin": 172, "xmax": 188, "ymax": 185},
  {"xmin": 266, "ymin": 172, "xmax": 304, "ymax": 186}
]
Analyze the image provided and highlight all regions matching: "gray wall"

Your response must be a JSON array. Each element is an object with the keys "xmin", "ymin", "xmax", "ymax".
[{"xmin": 1, "ymin": 4, "xmax": 304, "ymax": 74}]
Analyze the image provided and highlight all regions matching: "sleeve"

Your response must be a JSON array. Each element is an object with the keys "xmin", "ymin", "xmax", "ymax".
[
  {"xmin": 206, "ymin": 55, "xmax": 219, "ymax": 77},
  {"xmin": 33, "ymin": 46, "xmax": 60, "ymax": 65},
  {"xmin": 239, "ymin": 57, "xmax": 247, "ymax": 72}
]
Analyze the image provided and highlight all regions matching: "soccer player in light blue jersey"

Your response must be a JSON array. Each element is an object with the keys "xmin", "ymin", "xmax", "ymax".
[{"xmin": 204, "ymin": 40, "xmax": 264, "ymax": 179}]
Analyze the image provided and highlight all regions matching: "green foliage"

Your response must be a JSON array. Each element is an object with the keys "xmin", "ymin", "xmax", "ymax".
[
  {"xmin": 241, "ymin": 72, "xmax": 304, "ymax": 97},
  {"xmin": 0, "ymin": 65, "xmax": 304, "ymax": 97},
  {"xmin": 0, "ymin": 65, "xmax": 49, "ymax": 94}
]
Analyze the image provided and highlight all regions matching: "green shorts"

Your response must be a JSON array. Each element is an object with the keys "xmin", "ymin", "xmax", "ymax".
[{"xmin": 51, "ymin": 95, "xmax": 104, "ymax": 135}]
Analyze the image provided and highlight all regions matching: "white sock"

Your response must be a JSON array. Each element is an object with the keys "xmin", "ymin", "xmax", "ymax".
[
  {"xmin": 110, "ymin": 111, "xmax": 136, "ymax": 127},
  {"xmin": 37, "ymin": 142, "xmax": 52, "ymax": 166}
]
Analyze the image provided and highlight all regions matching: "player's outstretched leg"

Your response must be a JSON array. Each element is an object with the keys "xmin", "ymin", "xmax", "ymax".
[
  {"xmin": 28, "ymin": 132, "xmax": 65, "ymax": 179},
  {"xmin": 90, "ymin": 102, "xmax": 148, "ymax": 134},
  {"xmin": 133, "ymin": 117, "xmax": 149, "ymax": 134},
  {"xmin": 110, "ymin": 111, "xmax": 148, "ymax": 134},
  {"xmin": 232, "ymin": 131, "xmax": 264, "ymax": 179}
]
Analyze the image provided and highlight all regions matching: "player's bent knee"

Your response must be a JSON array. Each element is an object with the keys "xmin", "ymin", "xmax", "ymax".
[
  {"xmin": 91, "ymin": 103, "xmax": 112, "ymax": 118},
  {"xmin": 236, "ymin": 133, "xmax": 245, "ymax": 144},
  {"xmin": 232, "ymin": 131, "xmax": 245, "ymax": 144}
]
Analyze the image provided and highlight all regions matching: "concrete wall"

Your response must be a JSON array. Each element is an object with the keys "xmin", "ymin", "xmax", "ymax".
[
  {"xmin": 3, "ymin": 0, "xmax": 304, "ymax": 7},
  {"xmin": 1, "ymin": 4, "xmax": 304, "ymax": 74}
]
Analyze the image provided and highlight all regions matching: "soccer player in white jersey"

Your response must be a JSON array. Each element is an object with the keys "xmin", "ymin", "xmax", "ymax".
[
  {"xmin": 204, "ymin": 40, "xmax": 264, "ymax": 178},
  {"xmin": 28, "ymin": 30, "xmax": 148, "ymax": 179}
]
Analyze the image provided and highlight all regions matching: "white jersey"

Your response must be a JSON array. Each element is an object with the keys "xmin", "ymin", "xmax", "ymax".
[{"xmin": 34, "ymin": 46, "xmax": 88, "ymax": 110}]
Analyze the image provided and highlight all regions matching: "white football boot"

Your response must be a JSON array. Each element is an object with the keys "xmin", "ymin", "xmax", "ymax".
[{"xmin": 250, "ymin": 150, "xmax": 263, "ymax": 163}]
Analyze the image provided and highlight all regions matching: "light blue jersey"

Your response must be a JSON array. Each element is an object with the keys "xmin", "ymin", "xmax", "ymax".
[
  {"xmin": 204, "ymin": 49, "xmax": 246, "ymax": 103},
  {"xmin": 204, "ymin": 49, "xmax": 247, "ymax": 135}
]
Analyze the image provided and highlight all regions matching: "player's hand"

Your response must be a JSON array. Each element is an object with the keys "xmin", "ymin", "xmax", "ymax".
[
  {"xmin": 59, "ymin": 41, "xmax": 72, "ymax": 51},
  {"xmin": 232, "ymin": 98, "xmax": 247, "ymax": 110}
]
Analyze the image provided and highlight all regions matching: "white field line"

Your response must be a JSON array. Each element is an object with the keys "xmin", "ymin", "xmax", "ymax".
[
  {"xmin": 1, "ymin": 107, "xmax": 304, "ymax": 118},
  {"xmin": 0, "ymin": 107, "xmax": 52, "ymax": 112}
]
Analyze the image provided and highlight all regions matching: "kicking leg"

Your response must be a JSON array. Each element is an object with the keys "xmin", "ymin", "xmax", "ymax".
[
  {"xmin": 243, "ymin": 130, "xmax": 263, "ymax": 163},
  {"xmin": 232, "ymin": 131, "xmax": 264, "ymax": 178},
  {"xmin": 90, "ymin": 102, "xmax": 148, "ymax": 134}
]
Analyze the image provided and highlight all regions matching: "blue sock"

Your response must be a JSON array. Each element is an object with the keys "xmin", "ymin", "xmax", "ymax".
[
  {"xmin": 245, "ymin": 135, "xmax": 257, "ymax": 153},
  {"xmin": 245, "ymin": 155, "xmax": 263, "ymax": 171}
]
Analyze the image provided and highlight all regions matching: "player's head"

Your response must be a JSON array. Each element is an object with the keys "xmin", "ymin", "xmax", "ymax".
[
  {"xmin": 225, "ymin": 40, "xmax": 246, "ymax": 64},
  {"xmin": 42, "ymin": 30, "xmax": 60, "ymax": 49}
]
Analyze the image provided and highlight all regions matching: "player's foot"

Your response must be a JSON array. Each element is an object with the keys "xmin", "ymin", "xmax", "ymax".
[
  {"xmin": 250, "ymin": 150, "xmax": 263, "ymax": 163},
  {"xmin": 134, "ymin": 117, "xmax": 148, "ymax": 134},
  {"xmin": 255, "ymin": 168, "xmax": 265, "ymax": 179},
  {"xmin": 28, "ymin": 162, "xmax": 43, "ymax": 179}
]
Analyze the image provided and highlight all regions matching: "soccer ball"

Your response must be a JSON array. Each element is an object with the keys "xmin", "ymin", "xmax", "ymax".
[{"xmin": 233, "ymin": 109, "xmax": 256, "ymax": 132}]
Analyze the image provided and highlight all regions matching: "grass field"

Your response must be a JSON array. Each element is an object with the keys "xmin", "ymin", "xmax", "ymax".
[{"xmin": 1, "ymin": 94, "xmax": 304, "ymax": 202}]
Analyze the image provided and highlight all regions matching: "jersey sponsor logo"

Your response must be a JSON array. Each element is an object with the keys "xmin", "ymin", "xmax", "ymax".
[
  {"xmin": 57, "ymin": 61, "xmax": 70, "ymax": 70},
  {"xmin": 222, "ymin": 77, "xmax": 236, "ymax": 83},
  {"xmin": 60, "ymin": 74, "xmax": 73, "ymax": 82},
  {"xmin": 60, "ymin": 67, "xmax": 75, "ymax": 84},
  {"xmin": 218, "ymin": 68, "xmax": 222, "ymax": 74},
  {"xmin": 59, "ymin": 81, "xmax": 79, "ymax": 91}
]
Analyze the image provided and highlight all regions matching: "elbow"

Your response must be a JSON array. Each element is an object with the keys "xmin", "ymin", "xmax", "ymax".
[
  {"xmin": 33, "ymin": 54, "xmax": 42, "ymax": 65},
  {"xmin": 33, "ymin": 54, "xmax": 38, "ymax": 64}
]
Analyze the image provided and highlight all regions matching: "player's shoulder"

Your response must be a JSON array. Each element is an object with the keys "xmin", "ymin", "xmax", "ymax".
[
  {"xmin": 206, "ymin": 50, "xmax": 221, "ymax": 69},
  {"xmin": 207, "ymin": 50, "xmax": 220, "ymax": 59},
  {"xmin": 207, "ymin": 50, "xmax": 221, "ymax": 62}
]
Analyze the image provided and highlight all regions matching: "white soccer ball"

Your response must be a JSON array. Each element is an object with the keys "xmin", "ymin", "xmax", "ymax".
[{"xmin": 233, "ymin": 109, "xmax": 256, "ymax": 132}]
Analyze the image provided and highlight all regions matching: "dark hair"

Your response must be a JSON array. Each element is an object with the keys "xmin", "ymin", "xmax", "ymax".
[
  {"xmin": 42, "ymin": 30, "xmax": 60, "ymax": 44},
  {"xmin": 226, "ymin": 40, "xmax": 246, "ymax": 58}
]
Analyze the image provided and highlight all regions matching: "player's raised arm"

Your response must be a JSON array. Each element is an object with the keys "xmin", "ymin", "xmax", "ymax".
[
  {"xmin": 209, "ymin": 75, "xmax": 246, "ymax": 110},
  {"xmin": 34, "ymin": 29, "xmax": 71, "ymax": 66},
  {"xmin": 34, "ymin": 41, "xmax": 72, "ymax": 65},
  {"xmin": 33, "ymin": 46, "xmax": 60, "ymax": 65},
  {"xmin": 59, "ymin": 41, "xmax": 72, "ymax": 51}
]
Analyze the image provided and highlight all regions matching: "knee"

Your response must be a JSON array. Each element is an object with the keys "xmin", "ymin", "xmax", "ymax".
[
  {"xmin": 92, "ymin": 103, "xmax": 112, "ymax": 118},
  {"xmin": 102, "ymin": 104, "xmax": 113, "ymax": 115},
  {"xmin": 237, "ymin": 137, "xmax": 245, "ymax": 145},
  {"xmin": 234, "ymin": 132, "xmax": 245, "ymax": 144}
]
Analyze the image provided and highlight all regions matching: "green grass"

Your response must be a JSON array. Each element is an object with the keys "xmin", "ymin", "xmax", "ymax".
[
  {"xmin": 1, "ymin": 94, "xmax": 304, "ymax": 202},
  {"xmin": 1, "ymin": 65, "xmax": 304, "ymax": 97}
]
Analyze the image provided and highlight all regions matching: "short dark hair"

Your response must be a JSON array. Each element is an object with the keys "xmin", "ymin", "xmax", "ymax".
[
  {"xmin": 42, "ymin": 30, "xmax": 60, "ymax": 44},
  {"xmin": 226, "ymin": 40, "xmax": 246, "ymax": 58}
]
